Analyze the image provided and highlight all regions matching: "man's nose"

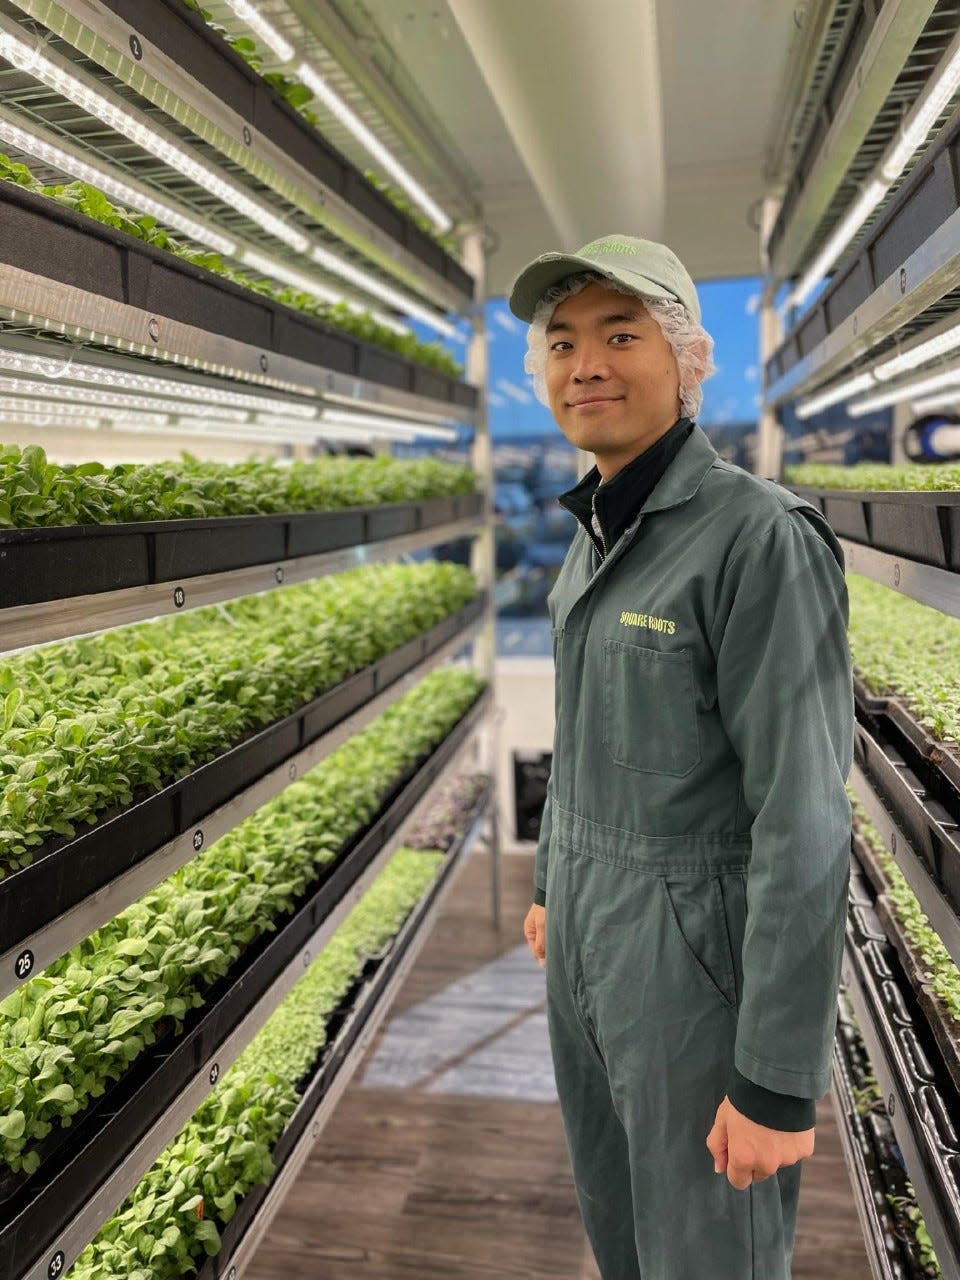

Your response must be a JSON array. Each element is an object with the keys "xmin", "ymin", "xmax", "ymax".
[{"xmin": 571, "ymin": 343, "xmax": 611, "ymax": 381}]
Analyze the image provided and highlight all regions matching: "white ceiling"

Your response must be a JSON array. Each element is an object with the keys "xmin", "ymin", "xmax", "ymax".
[{"xmin": 344, "ymin": 0, "xmax": 810, "ymax": 295}]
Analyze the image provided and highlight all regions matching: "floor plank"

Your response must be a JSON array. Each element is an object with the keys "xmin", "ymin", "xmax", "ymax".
[{"xmin": 247, "ymin": 842, "xmax": 872, "ymax": 1279}]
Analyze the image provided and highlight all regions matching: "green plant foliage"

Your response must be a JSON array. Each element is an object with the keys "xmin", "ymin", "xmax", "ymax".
[
  {"xmin": 886, "ymin": 1179, "xmax": 944, "ymax": 1277},
  {"xmin": 0, "ymin": 561, "xmax": 476, "ymax": 872},
  {"xmin": 0, "ymin": 153, "xmax": 463, "ymax": 378},
  {"xmin": 849, "ymin": 790, "xmax": 960, "ymax": 1027},
  {"xmin": 0, "ymin": 667, "xmax": 482, "ymax": 1178},
  {"xmin": 848, "ymin": 573, "xmax": 960, "ymax": 749},
  {"xmin": 66, "ymin": 845, "xmax": 446, "ymax": 1278},
  {"xmin": 785, "ymin": 462, "xmax": 960, "ymax": 492},
  {"xmin": 0, "ymin": 445, "xmax": 475, "ymax": 528}
]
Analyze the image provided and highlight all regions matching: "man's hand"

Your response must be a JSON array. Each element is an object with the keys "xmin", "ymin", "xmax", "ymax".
[
  {"xmin": 524, "ymin": 903, "xmax": 546, "ymax": 967},
  {"xmin": 706, "ymin": 1096, "xmax": 814, "ymax": 1190}
]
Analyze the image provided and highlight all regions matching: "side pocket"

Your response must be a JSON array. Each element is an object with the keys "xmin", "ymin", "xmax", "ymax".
[{"xmin": 660, "ymin": 874, "xmax": 738, "ymax": 1012}]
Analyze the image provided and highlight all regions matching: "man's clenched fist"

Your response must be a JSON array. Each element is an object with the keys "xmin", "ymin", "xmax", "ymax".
[{"xmin": 524, "ymin": 903, "xmax": 546, "ymax": 967}]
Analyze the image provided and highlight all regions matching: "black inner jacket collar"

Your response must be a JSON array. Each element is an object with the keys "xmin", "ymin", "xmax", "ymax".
[{"xmin": 557, "ymin": 416, "xmax": 695, "ymax": 556}]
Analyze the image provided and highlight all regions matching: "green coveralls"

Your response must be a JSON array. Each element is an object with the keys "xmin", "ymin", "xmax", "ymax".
[{"xmin": 537, "ymin": 423, "xmax": 854, "ymax": 1279}]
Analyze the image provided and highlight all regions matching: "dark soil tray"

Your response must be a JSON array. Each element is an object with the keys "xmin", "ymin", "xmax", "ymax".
[
  {"xmin": 785, "ymin": 485, "xmax": 960, "ymax": 571},
  {"xmin": 0, "ymin": 691, "xmax": 489, "ymax": 1279},
  {"xmin": 0, "ymin": 595, "xmax": 486, "ymax": 960},
  {"xmin": 0, "ymin": 496, "xmax": 479, "ymax": 610}
]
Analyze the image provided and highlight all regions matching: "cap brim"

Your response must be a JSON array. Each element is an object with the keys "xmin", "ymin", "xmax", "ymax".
[{"xmin": 507, "ymin": 253, "xmax": 675, "ymax": 322}]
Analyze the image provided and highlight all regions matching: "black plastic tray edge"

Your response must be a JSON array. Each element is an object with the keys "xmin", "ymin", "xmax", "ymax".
[
  {"xmin": 0, "ymin": 692, "xmax": 489, "ymax": 1277},
  {"xmin": 0, "ymin": 595, "xmax": 486, "ymax": 950},
  {"xmin": 195, "ymin": 792, "xmax": 490, "ymax": 1278}
]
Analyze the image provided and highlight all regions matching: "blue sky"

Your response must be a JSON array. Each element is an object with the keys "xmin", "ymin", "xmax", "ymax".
[{"xmin": 411, "ymin": 275, "xmax": 765, "ymax": 439}]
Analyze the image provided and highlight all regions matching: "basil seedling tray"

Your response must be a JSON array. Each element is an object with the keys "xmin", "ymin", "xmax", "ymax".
[
  {"xmin": 0, "ymin": 594, "xmax": 486, "ymax": 957},
  {"xmin": 198, "ymin": 792, "xmax": 489, "ymax": 1278},
  {"xmin": 0, "ymin": 492, "xmax": 484, "ymax": 609},
  {"xmin": 788, "ymin": 485, "xmax": 960, "ymax": 572},
  {"xmin": 0, "ymin": 693, "xmax": 487, "ymax": 1276}
]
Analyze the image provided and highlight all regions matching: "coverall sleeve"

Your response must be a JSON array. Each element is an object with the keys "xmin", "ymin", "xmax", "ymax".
[
  {"xmin": 533, "ymin": 784, "xmax": 553, "ymax": 906},
  {"xmin": 711, "ymin": 510, "xmax": 854, "ymax": 1105}
]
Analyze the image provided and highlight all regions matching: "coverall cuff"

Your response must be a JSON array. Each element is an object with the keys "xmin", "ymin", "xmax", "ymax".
[
  {"xmin": 533, "ymin": 885, "xmax": 546, "ymax": 907},
  {"xmin": 727, "ymin": 1067, "xmax": 816, "ymax": 1132}
]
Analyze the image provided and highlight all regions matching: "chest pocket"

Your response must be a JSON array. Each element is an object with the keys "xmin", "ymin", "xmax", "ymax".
[{"xmin": 602, "ymin": 639, "xmax": 701, "ymax": 777}]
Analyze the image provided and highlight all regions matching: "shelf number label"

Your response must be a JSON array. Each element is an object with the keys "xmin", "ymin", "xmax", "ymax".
[
  {"xmin": 228, "ymin": 1267, "xmax": 237, "ymax": 1280},
  {"xmin": 129, "ymin": 33, "xmax": 143, "ymax": 61},
  {"xmin": 887, "ymin": 1092, "xmax": 895, "ymax": 1117},
  {"xmin": 14, "ymin": 949, "xmax": 34, "ymax": 980},
  {"xmin": 275, "ymin": 566, "xmax": 284, "ymax": 585},
  {"xmin": 193, "ymin": 830, "xmax": 204, "ymax": 852},
  {"xmin": 242, "ymin": 125, "xmax": 252, "ymax": 146},
  {"xmin": 48, "ymin": 1252, "xmax": 65, "ymax": 1279},
  {"xmin": 174, "ymin": 586, "xmax": 186, "ymax": 609},
  {"xmin": 209, "ymin": 1062, "xmax": 220, "ymax": 1086}
]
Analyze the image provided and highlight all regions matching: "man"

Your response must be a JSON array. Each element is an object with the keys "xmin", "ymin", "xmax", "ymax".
[{"xmin": 512, "ymin": 235, "xmax": 854, "ymax": 1279}]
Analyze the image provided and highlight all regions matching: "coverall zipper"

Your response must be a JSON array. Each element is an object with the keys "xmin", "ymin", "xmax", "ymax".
[{"xmin": 590, "ymin": 491, "xmax": 607, "ymax": 557}]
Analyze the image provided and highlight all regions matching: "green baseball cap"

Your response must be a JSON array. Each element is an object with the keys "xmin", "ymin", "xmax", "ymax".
[{"xmin": 508, "ymin": 233, "xmax": 700, "ymax": 324}]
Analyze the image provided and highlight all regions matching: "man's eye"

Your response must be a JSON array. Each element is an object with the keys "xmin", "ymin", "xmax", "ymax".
[
  {"xmin": 610, "ymin": 333, "xmax": 635, "ymax": 344},
  {"xmin": 549, "ymin": 341, "xmax": 572, "ymax": 352}
]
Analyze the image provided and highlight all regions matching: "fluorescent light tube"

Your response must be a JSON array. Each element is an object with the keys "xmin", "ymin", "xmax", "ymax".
[
  {"xmin": 0, "ymin": 26, "xmax": 309, "ymax": 253},
  {"xmin": 882, "ymin": 34, "xmax": 960, "ymax": 182},
  {"xmin": 218, "ymin": 1, "xmax": 295, "ymax": 62},
  {"xmin": 0, "ymin": 112, "xmax": 238, "ymax": 255},
  {"xmin": 849, "ymin": 365, "xmax": 960, "ymax": 415},
  {"xmin": 309, "ymin": 244, "xmax": 458, "ymax": 338},
  {"xmin": 795, "ymin": 372, "xmax": 877, "ymax": 418},
  {"xmin": 296, "ymin": 62, "xmax": 452, "ymax": 234},
  {"xmin": 240, "ymin": 249, "xmax": 411, "ymax": 335},
  {"xmin": 789, "ymin": 180, "xmax": 887, "ymax": 309},
  {"xmin": 0, "ymin": 375, "xmax": 252, "ymax": 420},
  {"xmin": 873, "ymin": 320, "xmax": 960, "ymax": 380}
]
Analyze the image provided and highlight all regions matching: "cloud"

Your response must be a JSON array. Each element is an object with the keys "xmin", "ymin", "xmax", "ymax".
[
  {"xmin": 494, "ymin": 308, "xmax": 521, "ymax": 334},
  {"xmin": 745, "ymin": 292, "xmax": 761, "ymax": 316},
  {"xmin": 744, "ymin": 365, "xmax": 758, "ymax": 382},
  {"xmin": 495, "ymin": 378, "xmax": 533, "ymax": 405},
  {"xmin": 487, "ymin": 391, "xmax": 508, "ymax": 408}
]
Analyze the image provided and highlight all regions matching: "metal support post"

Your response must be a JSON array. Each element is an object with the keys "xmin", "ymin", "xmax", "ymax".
[{"xmin": 463, "ymin": 224, "xmax": 501, "ymax": 930}]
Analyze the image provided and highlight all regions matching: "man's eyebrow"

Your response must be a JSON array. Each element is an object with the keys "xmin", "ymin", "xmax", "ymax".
[{"xmin": 546, "ymin": 309, "xmax": 646, "ymax": 335}]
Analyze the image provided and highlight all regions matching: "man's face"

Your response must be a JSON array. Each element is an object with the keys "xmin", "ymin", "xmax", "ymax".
[{"xmin": 544, "ymin": 281, "xmax": 681, "ymax": 467}]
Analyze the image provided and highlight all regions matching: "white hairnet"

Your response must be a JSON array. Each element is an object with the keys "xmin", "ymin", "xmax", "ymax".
[{"xmin": 522, "ymin": 271, "xmax": 716, "ymax": 420}]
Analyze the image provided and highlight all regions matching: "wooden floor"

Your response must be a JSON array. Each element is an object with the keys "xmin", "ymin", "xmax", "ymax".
[{"xmin": 248, "ymin": 841, "xmax": 873, "ymax": 1280}]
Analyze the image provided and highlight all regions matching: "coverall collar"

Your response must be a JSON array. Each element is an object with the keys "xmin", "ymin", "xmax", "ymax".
[{"xmin": 557, "ymin": 419, "xmax": 718, "ymax": 541}]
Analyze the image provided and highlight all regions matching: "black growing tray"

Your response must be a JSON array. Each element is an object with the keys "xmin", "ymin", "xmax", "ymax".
[
  {"xmin": 0, "ymin": 183, "xmax": 478, "ymax": 411},
  {"xmin": 0, "ymin": 691, "xmax": 489, "ymax": 1280},
  {"xmin": 0, "ymin": 492, "xmax": 484, "ymax": 609},
  {"xmin": 834, "ymin": 993, "xmax": 935, "ymax": 1280},
  {"xmin": 788, "ymin": 484, "xmax": 960, "ymax": 572},
  {"xmin": 195, "ymin": 792, "xmax": 489, "ymax": 1279},
  {"xmin": 0, "ymin": 594, "xmax": 487, "ymax": 960},
  {"xmin": 843, "ymin": 899, "xmax": 960, "ymax": 1265},
  {"xmin": 96, "ymin": 0, "xmax": 474, "ymax": 301}
]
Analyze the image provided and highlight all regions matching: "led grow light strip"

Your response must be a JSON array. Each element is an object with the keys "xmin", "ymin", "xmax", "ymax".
[
  {"xmin": 788, "ymin": 28, "xmax": 960, "ymax": 311},
  {"xmin": 294, "ymin": 63, "xmax": 452, "ymax": 234},
  {"xmin": 308, "ymin": 244, "xmax": 458, "ymax": 338},
  {"xmin": 0, "ymin": 24, "xmax": 309, "ymax": 253},
  {"xmin": 0, "ymin": 22, "xmax": 458, "ymax": 340},
  {"xmin": 848, "ymin": 364, "xmax": 960, "ymax": 415},
  {"xmin": 0, "ymin": 375, "xmax": 252, "ymax": 420},
  {"xmin": 239, "ymin": 249, "xmax": 410, "ymax": 335},
  {"xmin": 316, "ymin": 409, "xmax": 458, "ymax": 441},
  {"xmin": 0, "ymin": 405, "xmax": 171, "ymax": 427},
  {"xmin": 218, "ymin": 0, "xmax": 295, "ymax": 62},
  {"xmin": 795, "ymin": 372, "xmax": 877, "ymax": 419},
  {"xmin": 873, "ymin": 319, "xmax": 960, "ymax": 380},
  {"xmin": 215, "ymin": 1, "xmax": 453, "ymax": 233},
  {"xmin": 0, "ymin": 349, "xmax": 320, "ymax": 416},
  {"xmin": 0, "ymin": 111, "xmax": 238, "ymax": 256}
]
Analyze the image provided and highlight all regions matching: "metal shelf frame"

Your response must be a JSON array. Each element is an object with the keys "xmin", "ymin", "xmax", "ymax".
[
  {"xmin": 0, "ymin": 605, "xmax": 487, "ymax": 1001},
  {"xmin": 6, "ymin": 0, "xmax": 474, "ymax": 314},
  {"xmin": 841, "ymin": 927, "xmax": 960, "ymax": 1280},
  {"xmin": 849, "ymin": 755, "xmax": 960, "ymax": 975},
  {"xmin": 841, "ymin": 538, "xmax": 960, "ymax": 619},
  {"xmin": 0, "ymin": 503, "xmax": 484, "ymax": 652},
  {"xmin": 198, "ymin": 793, "xmax": 491, "ymax": 1280},
  {"xmin": 9, "ymin": 693, "xmax": 491, "ymax": 1280},
  {"xmin": 765, "ymin": 98, "xmax": 960, "ymax": 405},
  {"xmin": 0, "ymin": 184, "xmax": 479, "ymax": 416}
]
